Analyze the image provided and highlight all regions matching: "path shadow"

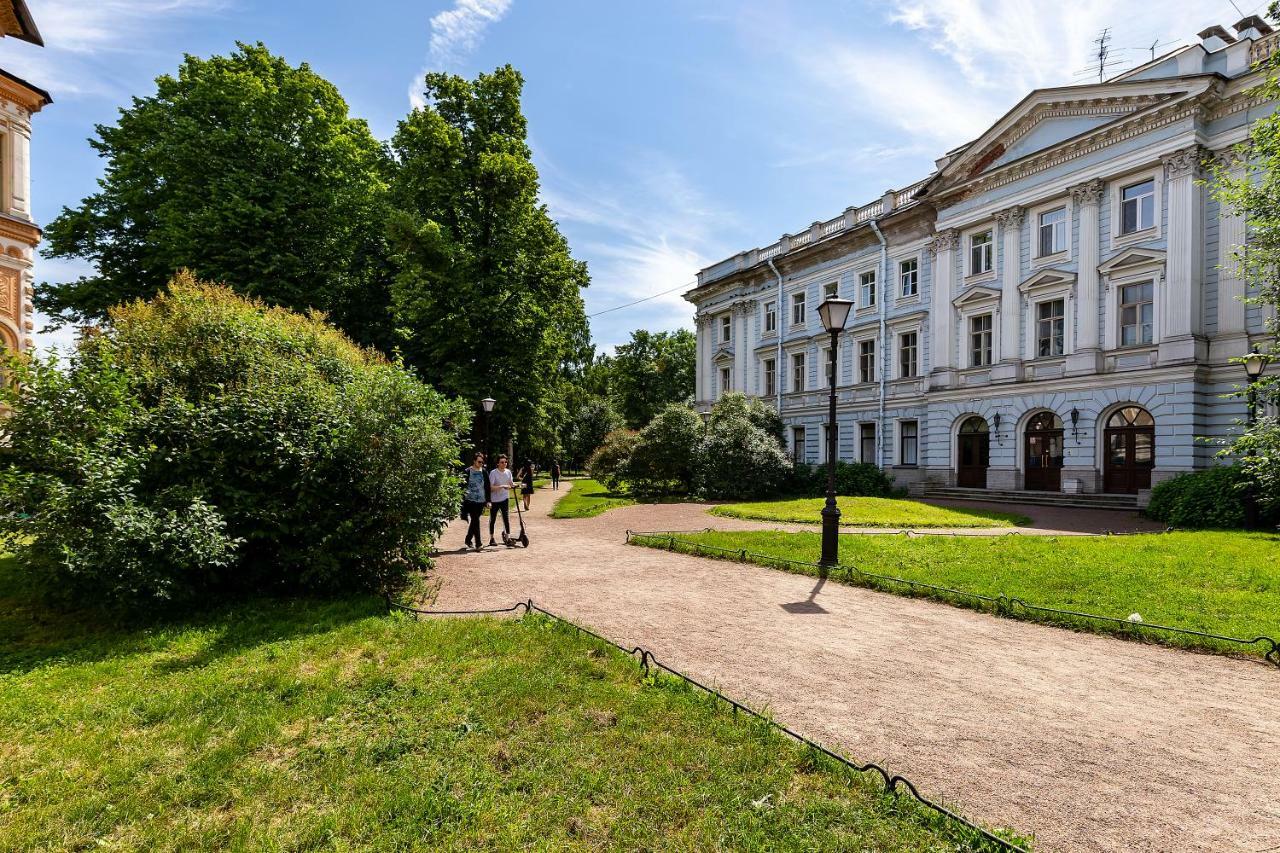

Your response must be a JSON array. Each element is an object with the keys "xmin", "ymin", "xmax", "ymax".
[{"xmin": 781, "ymin": 576, "xmax": 828, "ymax": 614}]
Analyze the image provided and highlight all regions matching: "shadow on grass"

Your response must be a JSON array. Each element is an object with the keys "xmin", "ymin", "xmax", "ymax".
[{"xmin": 0, "ymin": 555, "xmax": 384, "ymax": 676}]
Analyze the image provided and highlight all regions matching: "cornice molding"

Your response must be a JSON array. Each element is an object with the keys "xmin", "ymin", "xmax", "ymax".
[{"xmin": 0, "ymin": 216, "xmax": 39, "ymax": 247}]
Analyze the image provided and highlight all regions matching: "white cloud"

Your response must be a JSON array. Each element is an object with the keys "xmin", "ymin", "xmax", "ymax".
[{"xmin": 407, "ymin": 0, "xmax": 513, "ymax": 109}]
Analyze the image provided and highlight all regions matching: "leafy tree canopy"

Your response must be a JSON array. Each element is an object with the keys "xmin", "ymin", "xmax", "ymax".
[
  {"xmin": 609, "ymin": 328, "xmax": 696, "ymax": 429},
  {"xmin": 39, "ymin": 43, "xmax": 394, "ymax": 349}
]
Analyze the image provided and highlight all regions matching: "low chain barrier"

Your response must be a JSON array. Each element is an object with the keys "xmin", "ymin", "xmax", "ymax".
[
  {"xmin": 385, "ymin": 595, "xmax": 1026, "ymax": 852},
  {"xmin": 624, "ymin": 529, "xmax": 1280, "ymax": 666}
]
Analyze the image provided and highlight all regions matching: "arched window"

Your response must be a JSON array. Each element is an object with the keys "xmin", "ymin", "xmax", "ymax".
[
  {"xmin": 1107, "ymin": 406, "xmax": 1154, "ymax": 428},
  {"xmin": 1026, "ymin": 411, "xmax": 1062, "ymax": 432},
  {"xmin": 959, "ymin": 416, "xmax": 989, "ymax": 433}
]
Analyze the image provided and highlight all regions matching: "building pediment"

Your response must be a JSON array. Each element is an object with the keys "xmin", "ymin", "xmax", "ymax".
[
  {"xmin": 1098, "ymin": 247, "xmax": 1166, "ymax": 276},
  {"xmin": 1019, "ymin": 268, "xmax": 1076, "ymax": 294},
  {"xmin": 952, "ymin": 285, "xmax": 1002, "ymax": 310},
  {"xmin": 925, "ymin": 76, "xmax": 1221, "ymax": 200},
  {"xmin": 711, "ymin": 346, "xmax": 735, "ymax": 365}
]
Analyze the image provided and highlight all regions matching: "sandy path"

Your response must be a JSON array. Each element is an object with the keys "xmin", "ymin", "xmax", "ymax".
[{"xmin": 430, "ymin": 484, "xmax": 1280, "ymax": 852}]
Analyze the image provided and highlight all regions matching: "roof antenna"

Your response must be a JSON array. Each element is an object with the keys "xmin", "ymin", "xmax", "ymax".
[{"xmin": 1092, "ymin": 28, "xmax": 1112, "ymax": 83}]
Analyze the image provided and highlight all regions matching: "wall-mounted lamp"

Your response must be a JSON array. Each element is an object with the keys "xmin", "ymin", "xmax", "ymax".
[
  {"xmin": 1070, "ymin": 407, "xmax": 1080, "ymax": 442},
  {"xmin": 992, "ymin": 412, "xmax": 1002, "ymax": 444}
]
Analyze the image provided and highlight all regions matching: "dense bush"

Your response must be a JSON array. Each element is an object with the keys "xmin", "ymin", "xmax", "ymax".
[
  {"xmin": 625, "ymin": 405, "xmax": 704, "ymax": 497},
  {"xmin": 696, "ymin": 414, "xmax": 792, "ymax": 501},
  {"xmin": 708, "ymin": 392, "xmax": 786, "ymax": 445},
  {"xmin": 1145, "ymin": 466, "xmax": 1277, "ymax": 529},
  {"xmin": 0, "ymin": 275, "xmax": 467, "ymax": 609},
  {"xmin": 789, "ymin": 461, "xmax": 897, "ymax": 498},
  {"xmin": 586, "ymin": 429, "xmax": 638, "ymax": 492}
]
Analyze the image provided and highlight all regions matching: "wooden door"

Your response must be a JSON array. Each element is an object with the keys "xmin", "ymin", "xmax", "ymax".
[
  {"xmin": 1104, "ymin": 427, "xmax": 1154, "ymax": 494},
  {"xmin": 1024, "ymin": 412, "xmax": 1064, "ymax": 492},
  {"xmin": 957, "ymin": 431, "xmax": 989, "ymax": 488}
]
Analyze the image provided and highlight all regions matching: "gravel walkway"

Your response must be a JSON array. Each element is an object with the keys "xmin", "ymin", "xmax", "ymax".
[{"xmin": 430, "ymin": 484, "xmax": 1279, "ymax": 852}]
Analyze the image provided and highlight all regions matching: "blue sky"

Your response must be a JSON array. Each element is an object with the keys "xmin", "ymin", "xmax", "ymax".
[{"xmin": 0, "ymin": 0, "xmax": 1252, "ymax": 352}]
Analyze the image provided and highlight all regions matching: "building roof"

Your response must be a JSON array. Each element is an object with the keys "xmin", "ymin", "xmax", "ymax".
[
  {"xmin": 0, "ymin": 0, "xmax": 42, "ymax": 46},
  {"xmin": 0, "ymin": 66, "xmax": 50, "ymax": 109}
]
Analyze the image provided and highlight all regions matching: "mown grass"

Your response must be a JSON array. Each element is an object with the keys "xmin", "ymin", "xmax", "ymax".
[
  {"xmin": 710, "ymin": 496, "xmax": 1030, "ymax": 528},
  {"xmin": 0, "ymin": 556, "xmax": 1018, "ymax": 850},
  {"xmin": 630, "ymin": 529, "xmax": 1280, "ymax": 658},
  {"xmin": 550, "ymin": 477, "xmax": 636, "ymax": 519}
]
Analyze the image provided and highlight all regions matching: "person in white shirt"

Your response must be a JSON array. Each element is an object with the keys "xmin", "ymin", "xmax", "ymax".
[{"xmin": 488, "ymin": 454, "xmax": 516, "ymax": 545}]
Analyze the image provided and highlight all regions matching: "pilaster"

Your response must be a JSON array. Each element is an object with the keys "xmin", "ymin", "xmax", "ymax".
[
  {"xmin": 1213, "ymin": 148, "xmax": 1250, "ymax": 360},
  {"xmin": 928, "ymin": 230, "xmax": 959, "ymax": 388},
  {"xmin": 992, "ymin": 207, "xmax": 1024, "ymax": 383},
  {"xmin": 1158, "ymin": 145, "xmax": 1208, "ymax": 365},
  {"xmin": 1066, "ymin": 179, "xmax": 1104, "ymax": 375}
]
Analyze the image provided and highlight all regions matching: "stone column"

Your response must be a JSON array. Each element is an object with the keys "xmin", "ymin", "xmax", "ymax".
[
  {"xmin": 1214, "ymin": 148, "xmax": 1249, "ymax": 360},
  {"xmin": 992, "ymin": 207, "xmax": 1023, "ymax": 382},
  {"xmin": 733, "ymin": 300, "xmax": 753, "ymax": 396},
  {"xmin": 694, "ymin": 314, "xmax": 711, "ymax": 405},
  {"xmin": 1159, "ymin": 145, "xmax": 1207, "ymax": 364},
  {"xmin": 928, "ymin": 230, "xmax": 959, "ymax": 387},
  {"xmin": 1067, "ymin": 179, "xmax": 1104, "ymax": 375}
]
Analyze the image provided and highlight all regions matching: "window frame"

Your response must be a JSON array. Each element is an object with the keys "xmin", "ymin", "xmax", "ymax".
[
  {"xmin": 857, "ymin": 338, "xmax": 876, "ymax": 384},
  {"xmin": 763, "ymin": 301, "xmax": 777, "ymax": 334},
  {"xmin": 719, "ymin": 365, "xmax": 732, "ymax": 395},
  {"xmin": 1118, "ymin": 280, "xmax": 1155, "ymax": 349},
  {"xmin": 790, "ymin": 351, "xmax": 806, "ymax": 392},
  {"xmin": 965, "ymin": 227, "xmax": 995, "ymax": 279},
  {"xmin": 858, "ymin": 269, "xmax": 877, "ymax": 309},
  {"xmin": 898, "ymin": 330, "xmax": 919, "ymax": 379},
  {"xmin": 898, "ymin": 257, "xmax": 919, "ymax": 299},
  {"xmin": 1109, "ymin": 168, "xmax": 1162, "ymax": 245},
  {"xmin": 790, "ymin": 291, "xmax": 807, "ymax": 327},
  {"xmin": 791, "ymin": 426, "xmax": 807, "ymax": 466},
  {"xmin": 859, "ymin": 422, "xmax": 877, "ymax": 465},
  {"xmin": 969, "ymin": 312, "xmax": 994, "ymax": 367},
  {"xmin": 823, "ymin": 280, "xmax": 839, "ymax": 300},
  {"xmin": 1035, "ymin": 204, "xmax": 1069, "ymax": 259},
  {"xmin": 1035, "ymin": 297, "xmax": 1066, "ymax": 358},
  {"xmin": 898, "ymin": 420, "xmax": 918, "ymax": 467},
  {"xmin": 719, "ymin": 314, "xmax": 732, "ymax": 344},
  {"xmin": 763, "ymin": 357, "xmax": 776, "ymax": 397}
]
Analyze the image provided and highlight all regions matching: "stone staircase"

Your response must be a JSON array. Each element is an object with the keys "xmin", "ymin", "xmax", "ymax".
[{"xmin": 922, "ymin": 486, "xmax": 1140, "ymax": 511}]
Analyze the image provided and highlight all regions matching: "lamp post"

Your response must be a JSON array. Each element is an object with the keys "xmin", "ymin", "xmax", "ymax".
[
  {"xmin": 480, "ymin": 397, "xmax": 496, "ymax": 464},
  {"xmin": 1244, "ymin": 349, "xmax": 1266, "ymax": 426},
  {"xmin": 817, "ymin": 297, "xmax": 854, "ymax": 568}
]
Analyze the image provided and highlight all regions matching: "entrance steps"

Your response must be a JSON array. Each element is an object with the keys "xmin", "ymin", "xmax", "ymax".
[{"xmin": 922, "ymin": 487, "xmax": 1139, "ymax": 511}]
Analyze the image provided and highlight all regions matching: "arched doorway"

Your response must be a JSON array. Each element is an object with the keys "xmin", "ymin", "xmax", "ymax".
[
  {"xmin": 1024, "ymin": 411, "xmax": 1064, "ymax": 491},
  {"xmin": 1104, "ymin": 406, "xmax": 1155, "ymax": 494},
  {"xmin": 956, "ymin": 416, "xmax": 990, "ymax": 488}
]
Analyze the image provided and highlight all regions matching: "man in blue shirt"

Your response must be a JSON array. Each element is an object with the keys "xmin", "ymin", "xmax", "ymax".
[{"xmin": 462, "ymin": 453, "xmax": 489, "ymax": 551}]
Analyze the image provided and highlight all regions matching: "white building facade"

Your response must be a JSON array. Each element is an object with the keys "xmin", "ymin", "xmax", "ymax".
[{"xmin": 687, "ymin": 18, "xmax": 1280, "ymax": 505}]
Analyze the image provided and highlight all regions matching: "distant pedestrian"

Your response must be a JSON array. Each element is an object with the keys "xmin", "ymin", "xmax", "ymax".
[
  {"xmin": 462, "ymin": 453, "xmax": 489, "ymax": 552},
  {"xmin": 488, "ymin": 454, "xmax": 515, "ymax": 545},
  {"xmin": 518, "ymin": 458, "xmax": 535, "ymax": 511},
  {"xmin": 551, "ymin": 460, "xmax": 561, "ymax": 490}
]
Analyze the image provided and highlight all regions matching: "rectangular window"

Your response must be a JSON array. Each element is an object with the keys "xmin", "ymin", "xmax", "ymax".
[
  {"xmin": 720, "ymin": 315, "xmax": 732, "ymax": 343},
  {"xmin": 1036, "ymin": 299, "xmax": 1065, "ymax": 357},
  {"xmin": 899, "ymin": 420, "xmax": 918, "ymax": 466},
  {"xmin": 970, "ymin": 314, "xmax": 993, "ymax": 366},
  {"xmin": 791, "ymin": 352, "xmax": 806, "ymax": 392},
  {"xmin": 763, "ymin": 358, "xmax": 776, "ymax": 397},
  {"xmin": 858, "ymin": 339, "xmax": 876, "ymax": 384},
  {"xmin": 1119, "ymin": 282, "xmax": 1154, "ymax": 346},
  {"xmin": 859, "ymin": 270, "xmax": 877, "ymax": 307},
  {"xmin": 859, "ymin": 423, "xmax": 876, "ymax": 465},
  {"xmin": 719, "ymin": 366, "xmax": 732, "ymax": 394},
  {"xmin": 899, "ymin": 258, "xmax": 918, "ymax": 298},
  {"xmin": 791, "ymin": 292, "xmax": 806, "ymax": 326},
  {"xmin": 969, "ymin": 230, "xmax": 993, "ymax": 275},
  {"xmin": 823, "ymin": 281, "xmax": 839, "ymax": 299},
  {"xmin": 822, "ymin": 423, "xmax": 839, "ymax": 463},
  {"xmin": 899, "ymin": 331, "xmax": 918, "ymax": 378},
  {"xmin": 1037, "ymin": 206, "xmax": 1067, "ymax": 257},
  {"xmin": 822, "ymin": 347, "xmax": 835, "ymax": 388},
  {"xmin": 792, "ymin": 426, "xmax": 806, "ymax": 466},
  {"xmin": 1120, "ymin": 180, "xmax": 1155, "ymax": 234},
  {"xmin": 764, "ymin": 301, "xmax": 777, "ymax": 333}
]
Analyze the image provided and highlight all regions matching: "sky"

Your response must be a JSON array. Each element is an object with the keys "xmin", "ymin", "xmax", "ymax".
[{"xmin": 0, "ymin": 0, "xmax": 1259, "ymax": 353}]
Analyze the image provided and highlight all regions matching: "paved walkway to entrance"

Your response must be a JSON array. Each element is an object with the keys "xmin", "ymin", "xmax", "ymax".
[{"xmin": 430, "ymin": 485, "xmax": 1279, "ymax": 852}]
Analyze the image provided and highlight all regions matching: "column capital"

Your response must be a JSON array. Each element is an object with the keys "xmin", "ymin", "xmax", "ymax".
[
  {"xmin": 1069, "ymin": 179, "xmax": 1104, "ymax": 207},
  {"xmin": 929, "ymin": 229, "xmax": 960, "ymax": 256},
  {"xmin": 994, "ymin": 206, "xmax": 1024, "ymax": 229},
  {"xmin": 1209, "ymin": 143, "xmax": 1249, "ymax": 172},
  {"xmin": 1162, "ymin": 144, "xmax": 1210, "ymax": 181}
]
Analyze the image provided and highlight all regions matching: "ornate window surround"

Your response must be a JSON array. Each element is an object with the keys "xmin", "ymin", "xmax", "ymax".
[
  {"xmin": 1018, "ymin": 268, "xmax": 1076, "ymax": 361},
  {"xmin": 1027, "ymin": 194, "xmax": 1074, "ymax": 267},
  {"xmin": 1099, "ymin": 247, "xmax": 1165, "ymax": 351},
  {"xmin": 1109, "ymin": 165, "xmax": 1163, "ymax": 248}
]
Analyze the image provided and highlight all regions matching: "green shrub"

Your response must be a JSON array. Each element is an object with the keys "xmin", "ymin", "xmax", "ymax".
[
  {"xmin": 624, "ymin": 405, "xmax": 704, "ymax": 497},
  {"xmin": 1145, "ymin": 466, "xmax": 1276, "ymax": 529},
  {"xmin": 586, "ymin": 429, "xmax": 637, "ymax": 493},
  {"xmin": 707, "ymin": 392, "xmax": 786, "ymax": 445},
  {"xmin": 788, "ymin": 461, "xmax": 897, "ymax": 498},
  {"xmin": 696, "ymin": 415, "xmax": 792, "ymax": 501},
  {"xmin": 0, "ymin": 275, "xmax": 467, "ymax": 610}
]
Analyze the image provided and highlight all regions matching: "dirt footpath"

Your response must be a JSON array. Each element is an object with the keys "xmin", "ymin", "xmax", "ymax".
[{"xmin": 429, "ymin": 484, "xmax": 1280, "ymax": 853}]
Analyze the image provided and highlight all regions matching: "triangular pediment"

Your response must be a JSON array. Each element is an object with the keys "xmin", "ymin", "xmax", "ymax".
[
  {"xmin": 928, "ymin": 77, "xmax": 1219, "ymax": 194},
  {"xmin": 711, "ymin": 346, "xmax": 735, "ymax": 365},
  {"xmin": 1019, "ymin": 268, "xmax": 1076, "ymax": 294},
  {"xmin": 952, "ymin": 285, "xmax": 1002, "ymax": 309},
  {"xmin": 1098, "ymin": 247, "xmax": 1166, "ymax": 275}
]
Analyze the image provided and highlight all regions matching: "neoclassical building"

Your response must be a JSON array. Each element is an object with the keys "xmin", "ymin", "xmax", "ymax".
[
  {"xmin": 687, "ymin": 17, "xmax": 1279, "ymax": 506},
  {"xmin": 0, "ymin": 0, "xmax": 47, "ymax": 353}
]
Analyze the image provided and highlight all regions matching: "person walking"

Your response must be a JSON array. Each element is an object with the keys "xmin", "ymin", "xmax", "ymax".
[
  {"xmin": 488, "ymin": 454, "xmax": 515, "ymax": 546},
  {"xmin": 518, "ymin": 459, "xmax": 535, "ymax": 511},
  {"xmin": 462, "ymin": 453, "xmax": 489, "ymax": 551},
  {"xmin": 551, "ymin": 460, "xmax": 561, "ymax": 490}
]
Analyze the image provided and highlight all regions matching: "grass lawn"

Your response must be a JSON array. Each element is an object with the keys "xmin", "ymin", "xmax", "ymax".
[
  {"xmin": 550, "ymin": 477, "xmax": 636, "ymax": 519},
  {"xmin": 0, "ymin": 558, "xmax": 1016, "ymax": 851},
  {"xmin": 711, "ymin": 496, "xmax": 1030, "ymax": 528},
  {"xmin": 631, "ymin": 529, "xmax": 1280, "ymax": 658}
]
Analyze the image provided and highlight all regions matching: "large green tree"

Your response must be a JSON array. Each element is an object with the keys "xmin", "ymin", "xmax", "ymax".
[
  {"xmin": 39, "ymin": 43, "xmax": 394, "ymax": 349},
  {"xmin": 610, "ymin": 328, "xmax": 696, "ymax": 428},
  {"xmin": 388, "ymin": 66, "xmax": 589, "ymax": 448},
  {"xmin": 1209, "ymin": 21, "xmax": 1280, "ymax": 513}
]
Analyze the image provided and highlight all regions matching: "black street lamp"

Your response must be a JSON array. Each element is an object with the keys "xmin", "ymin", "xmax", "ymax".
[
  {"xmin": 480, "ymin": 397, "xmax": 496, "ymax": 463},
  {"xmin": 1244, "ymin": 349, "xmax": 1267, "ymax": 427},
  {"xmin": 817, "ymin": 297, "xmax": 854, "ymax": 568}
]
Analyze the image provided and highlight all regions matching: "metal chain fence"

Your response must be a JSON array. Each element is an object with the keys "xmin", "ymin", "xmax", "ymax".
[
  {"xmin": 384, "ymin": 595, "xmax": 1028, "ymax": 852},
  {"xmin": 624, "ymin": 529, "xmax": 1280, "ymax": 666}
]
